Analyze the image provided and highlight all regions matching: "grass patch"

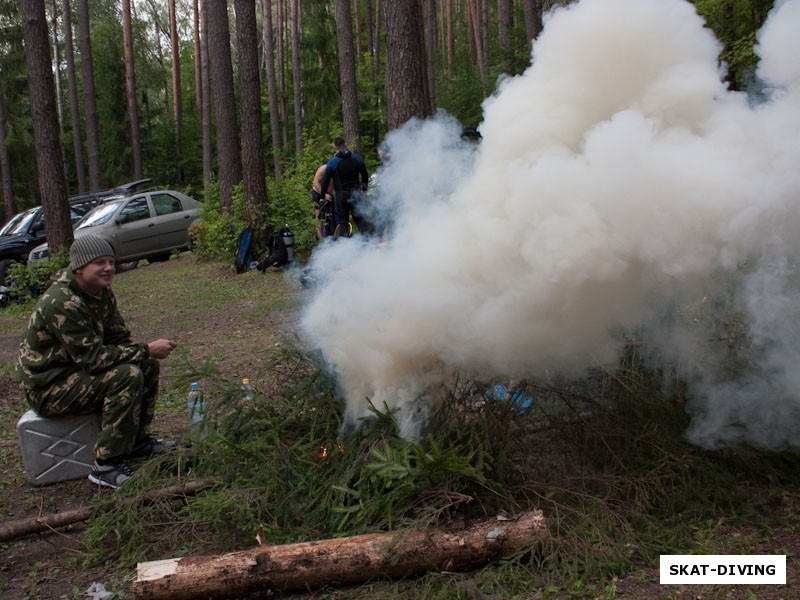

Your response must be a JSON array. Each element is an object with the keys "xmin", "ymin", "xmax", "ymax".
[
  {"xmin": 4, "ymin": 257, "xmax": 799, "ymax": 598},
  {"xmin": 82, "ymin": 338, "xmax": 800, "ymax": 597}
]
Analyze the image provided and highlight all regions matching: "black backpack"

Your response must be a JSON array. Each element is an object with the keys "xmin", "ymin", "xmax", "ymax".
[{"xmin": 259, "ymin": 227, "xmax": 289, "ymax": 270}]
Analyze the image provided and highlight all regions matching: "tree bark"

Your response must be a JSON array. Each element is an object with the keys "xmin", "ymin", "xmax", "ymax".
[
  {"xmin": 61, "ymin": 0, "xmax": 86, "ymax": 193},
  {"xmin": 445, "ymin": 0, "xmax": 453, "ymax": 72},
  {"xmin": 22, "ymin": 0, "xmax": 73, "ymax": 254},
  {"xmin": 144, "ymin": 0, "xmax": 171, "ymax": 126},
  {"xmin": 334, "ymin": 0, "xmax": 360, "ymax": 150},
  {"xmin": 169, "ymin": 0, "xmax": 183, "ymax": 183},
  {"xmin": 193, "ymin": 0, "xmax": 201, "ymax": 118},
  {"xmin": 235, "ymin": 0, "xmax": 268, "ymax": 233},
  {"xmin": 206, "ymin": 0, "xmax": 242, "ymax": 209},
  {"xmin": 261, "ymin": 0, "xmax": 283, "ymax": 177},
  {"xmin": 385, "ymin": 0, "xmax": 431, "ymax": 131},
  {"xmin": 122, "ymin": 0, "xmax": 144, "ymax": 180},
  {"xmin": 199, "ymin": 0, "xmax": 212, "ymax": 184},
  {"xmin": 76, "ymin": 0, "xmax": 101, "ymax": 191},
  {"xmin": 498, "ymin": 0, "xmax": 512, "ymax": 73},
  {"xmin": 276, "ymin": 0, "xmax": 288, "ymax": 151},
  {"xmin": 364, "ymin": 0, "xmax": 374, "ymax": 57},
  {"xmin": 0, "ymin": 481, "xmax": 212, "ymax": 543},
  {"xmin": 424, "ymin": 0, "xmax": 437, "ymax": 113},
  {"xmin": 290, "ymin": 0, "xmax": 303, "ymax": 158},
  {"xmin": 0, "ymin": 81, "xmax": 15, "ymax": 219},
  {"xmin": 523, "ymin": 0, "xmax": 541, "ymax": 53},
  {"xmin": 48, "ymin": 0, "xmax": 69, "ymax": 183},
  {"xmin": 354, "ymin": 0, "xmax": 362, "ymax": 60},
  {"xmin": 134, "ymin": 511, "xmax": 548, "ymax": 600}
]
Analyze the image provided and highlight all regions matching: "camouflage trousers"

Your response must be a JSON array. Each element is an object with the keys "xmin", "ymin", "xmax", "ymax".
[{"xmin": 25, "ymin": 358, "xmax": 160, "ymax": 461}]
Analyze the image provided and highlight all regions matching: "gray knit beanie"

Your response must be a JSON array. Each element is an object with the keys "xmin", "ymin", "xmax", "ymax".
[{"xmin": 69, "ymin": 235, "xmax": 116, "ymax": 271}]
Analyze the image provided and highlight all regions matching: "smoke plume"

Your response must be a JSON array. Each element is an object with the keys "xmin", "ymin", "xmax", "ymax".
[{"xmin": 301, "ymin": 0, "xmax": 800, "ymax": 448}]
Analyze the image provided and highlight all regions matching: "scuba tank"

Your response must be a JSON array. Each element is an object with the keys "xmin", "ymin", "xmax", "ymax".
[{"xmin": 282, "ymin": 225, "xmax": 295, "ymax": 263}]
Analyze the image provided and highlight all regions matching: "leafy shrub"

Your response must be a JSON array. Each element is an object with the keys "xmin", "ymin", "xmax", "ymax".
[
  {"xmin": 190, "ymin": 182, "xmax": 247, "ymax": 261},
  {"xmin": 5, "ymin": 252, "xmax": 70, "ymax": 304}
]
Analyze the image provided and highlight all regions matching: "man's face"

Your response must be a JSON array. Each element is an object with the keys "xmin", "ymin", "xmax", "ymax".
[{"xmin": 75, "ymin": 257, "xmax": 115, "ymax": 293}]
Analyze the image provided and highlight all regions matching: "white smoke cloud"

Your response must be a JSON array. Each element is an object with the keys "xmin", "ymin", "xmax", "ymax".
[{"xmin": 301, "ymin": 0, "xmax": 800, "ymax": 447}]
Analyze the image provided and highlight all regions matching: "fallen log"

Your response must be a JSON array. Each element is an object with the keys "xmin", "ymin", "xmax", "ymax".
[
  {"xmin": 0, "ymin": 481, "xmax": 212, "ymax": 543},
  {"xmin": 134, "ymin": 510, "xmax": 548, "ymax": 600}
]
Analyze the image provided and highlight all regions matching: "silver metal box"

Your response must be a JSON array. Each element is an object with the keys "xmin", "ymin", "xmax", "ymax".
[{"xmin": 16, "ymin": 410, "xmax": 99, "ymax": 486}]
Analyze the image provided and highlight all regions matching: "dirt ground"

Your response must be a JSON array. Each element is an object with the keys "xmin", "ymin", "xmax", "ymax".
[
  {"xmin": 0, "ymin": 259, "xmax": 798, "ymax": 599},
  {"xmin": 0, "ymin": 259, "xmax": 302, "ymax": 599}
]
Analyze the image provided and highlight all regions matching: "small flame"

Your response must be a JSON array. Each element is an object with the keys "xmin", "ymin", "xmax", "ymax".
[
  {"xmin": 315, "ymin": 444, "xmax": 329, "ymax": 461},
  {"xmin": 314, "ymin": 442, "xmax": 344, "ymax": 463}
]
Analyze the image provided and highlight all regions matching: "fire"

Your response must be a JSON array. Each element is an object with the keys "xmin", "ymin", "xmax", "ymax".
[
  {"xmin": 314, "ymin": 442, "xmax": 345, "ymax": 463},
  {"xmin": 315, "ymin": 444, "xmax": 329, "ymax": 460}
]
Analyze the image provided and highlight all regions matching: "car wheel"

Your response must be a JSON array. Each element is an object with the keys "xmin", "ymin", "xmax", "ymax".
[{"xmin": 115, "ymin": 260, "xmax": 139, "ymax": 273}]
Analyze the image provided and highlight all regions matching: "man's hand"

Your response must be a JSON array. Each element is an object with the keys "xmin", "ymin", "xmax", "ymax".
[{"xmin": 148, "ymin": 338, "xmax": 177, "ymax": 359}]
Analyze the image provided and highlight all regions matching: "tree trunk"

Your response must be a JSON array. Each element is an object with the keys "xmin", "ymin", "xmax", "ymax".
[
  {"xmin": 169, "ymin": 0, "xmax": 183, "ymax": 184},
  {"xmin": 0, "ymin": 481, "xmax": 211, "ymax": 543},
  {"xmin": 122, "ymin": 0, "xmax": 143, "ymax": 180},
  {"xmin": 234, "ymin": 0, "xmax": 268, "ymax": 233},
  {"xmin": 481, "ymin": 0, "xmax": 490, "ymax": 91},
  {"xmin": 334, "ymin": 0, "xmax": 360, "ymax": 150},
  {"xmin": 261, "ymin": 0, "xmax": 283, "ymax": 177},
  {"xmin": 206, "ymin": 0, "xmax": 242, "ymax": 209},
  {"xmin": 145, "ymin": 0, "xmax": 171, "ymax": 126},
  {"xmin": 134, "ymin": 511, "xmax": 548, "ymax": 600},
  {"xmin": 77, "ymin": 0, "xmax": 101, "ymax": 191},
  {"xmin": 364, "ymin": 0, "xmax": 373, "ymax": 57},
  {"xmin": 192, "ymin": 0, "xmax": 201, "ymax": 118},
  {"xmin": 424, "ymin": 0, "xmax": 436, "ymax": 113},
  {"xmin": 385, "ymin": 0, "xmax": 431, "ymax": 131},
  {"xmin": 354, "ymin": 0, "xmax": 362, "ymax": 60},
  {"xmin": 371, "ymin": 0, "xmax": 385, "ymax": 83},
  {"xmin": 48, "ymin": 0, "xmax": 69, "ymax": 183},
  {"xmin": 199, "ymin": 0, "xmax": 212, "ymax": 184},
  {"xmin": 0, "ymin": 84, "xmax": 14, "ymax": 219},
  {"xmin": 445, "ymin": 0, "xmax": 453, "ymax": 72},
  {"xmin": 373, "ymin": 0, "xmax": 382, "ymax": 78},
  {"xmin": 498, "ymin": 0, "xmax": 512, "ymax": 73},
  {"xmin": 276, "ymin": 0, "xmax": 288, "ymax": 151},
  {"xmin": 21, "ymin": 0, "xmax": 73, "ymax": 254},
  {"xmin": 290, "ymin": 0, "xmax": 303, "ymax": 158},
  {"xmin": 62, "ymin": 0, "xmax": 86, "ymax": 193},
  {"xmin": 523, "ymin": 0, "xmax": 540, "ymax": 53}
]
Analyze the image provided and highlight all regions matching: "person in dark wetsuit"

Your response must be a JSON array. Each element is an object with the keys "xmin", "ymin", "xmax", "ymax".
[{"xmin": 319, "ymin": 137, "xmax": 372, "ymax": 237}]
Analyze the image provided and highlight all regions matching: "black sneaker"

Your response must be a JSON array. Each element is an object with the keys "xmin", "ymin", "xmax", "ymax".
[
  {"xmin": 127, "ymin": 436, "xmax": 177, "ymax": 460},
  {"xmin": 88, "ymin": 459, "xmax": 134, "ymax": 489}
]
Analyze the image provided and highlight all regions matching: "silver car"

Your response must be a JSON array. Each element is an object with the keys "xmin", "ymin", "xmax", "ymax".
[{"xmin": 29, "ymin": 190, "xmax": 200, "ymax": 266}]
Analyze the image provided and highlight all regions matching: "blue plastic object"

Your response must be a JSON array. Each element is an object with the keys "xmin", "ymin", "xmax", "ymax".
[{"xmin": 484, "ymin": 384, "xmax": 533, "ymax": 416}]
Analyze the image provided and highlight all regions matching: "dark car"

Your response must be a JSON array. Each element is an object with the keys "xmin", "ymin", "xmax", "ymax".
[{"xmin": 0, "ymin": 179, "xmax": 156, "ymax": 284}]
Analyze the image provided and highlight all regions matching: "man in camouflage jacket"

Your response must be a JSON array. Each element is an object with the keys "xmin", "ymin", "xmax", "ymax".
[{"xmin": 17, "ymin": 235, "xmax": 177, "ymax": 488}]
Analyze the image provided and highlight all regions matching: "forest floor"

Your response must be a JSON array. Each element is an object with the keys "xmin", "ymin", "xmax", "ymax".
[{"xmin": 0, "ymin": 256, "xmax": 798, "ymax": 599}]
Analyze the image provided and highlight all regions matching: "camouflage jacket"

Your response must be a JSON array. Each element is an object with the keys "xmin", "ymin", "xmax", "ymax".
[{"xmin": 16, "ymin": 269, "xmax": 149, "ymax": 390}]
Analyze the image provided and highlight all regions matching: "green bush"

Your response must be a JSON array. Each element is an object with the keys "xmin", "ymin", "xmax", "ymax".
[
  {"xmin": 5, "ymin": 252, "xmax": 70, "ymax": 304},
  {"xmin": 190, "ymin": 182, "xmax": 247, "ymax": 262}
]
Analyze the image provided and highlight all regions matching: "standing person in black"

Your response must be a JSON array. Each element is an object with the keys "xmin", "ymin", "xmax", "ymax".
[{"xmin": 319, "ymin": 137, "xmax": 372, "ymax": 237}]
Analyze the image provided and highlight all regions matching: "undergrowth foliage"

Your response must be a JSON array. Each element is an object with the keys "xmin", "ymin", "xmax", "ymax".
[
  {"xmin": 82, "ymin": 340, "xmax": 800, "ymax": 597},
  {"xmin": 4, "ymin": 252, "xmax": 70, "ymax": 305}
]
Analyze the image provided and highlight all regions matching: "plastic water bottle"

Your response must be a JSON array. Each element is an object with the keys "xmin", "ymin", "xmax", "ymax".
[
  {"xmin": 188, "ymin": 382, "xmax": 206, "ymax": 439},
  {"xmin": 242, "ymin": 378, "xmax": 254, "ymax": 402}
]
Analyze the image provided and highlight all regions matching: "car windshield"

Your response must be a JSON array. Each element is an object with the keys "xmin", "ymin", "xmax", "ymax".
[
  {"xmin": 76, "ymin": 202, "xmax": 121, "ymax": 229},
  {"xmin": 0, "ymin": 209, "xmax": 37, "ymax": 236},
  {"xmin": 70, "ymin": 202, "xmax": 98, "ymax": 222}
]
